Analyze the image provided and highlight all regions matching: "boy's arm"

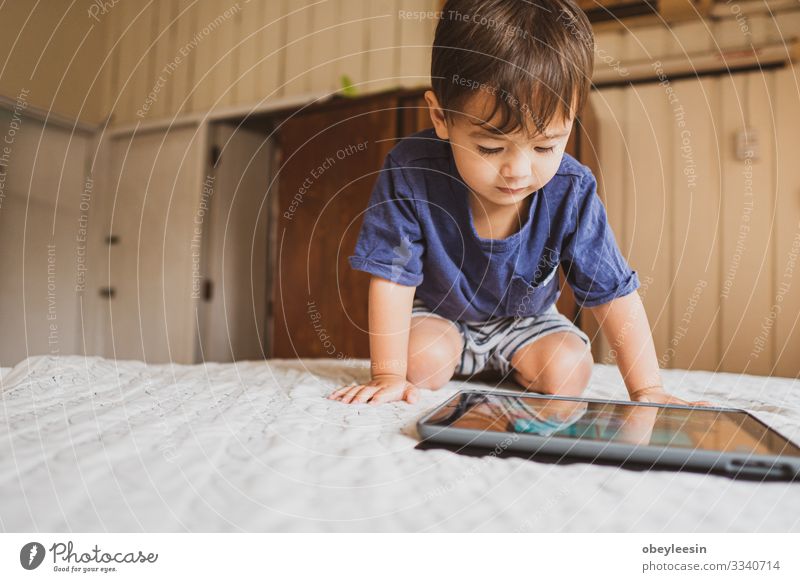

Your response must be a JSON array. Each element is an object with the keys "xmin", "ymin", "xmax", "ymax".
[
  {"xmin": 587, "ymin": 291, "xmax": 712, "ymax": 406},
  {"xmin": 328, "ymin": 275, "xmax": 419, "ymax": 405},
  {"xmin": 367, "ymin": 275, "xmax": 415, "ymax": 379}
]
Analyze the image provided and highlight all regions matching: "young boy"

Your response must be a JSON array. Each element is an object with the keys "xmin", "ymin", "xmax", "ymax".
[{"xmin": 329, "ymin": 0, "xmax": 710, "ymax": 407}]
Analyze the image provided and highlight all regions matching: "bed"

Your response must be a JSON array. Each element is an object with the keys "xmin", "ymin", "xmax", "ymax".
[{"xmin": 1, "ymin": 354, "xmax": 798, "ymax": 532}]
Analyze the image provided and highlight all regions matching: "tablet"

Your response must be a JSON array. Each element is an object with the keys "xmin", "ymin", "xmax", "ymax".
[{"xmin": 416, "ymin": 390, "xmax": 800, "ymax": 480}]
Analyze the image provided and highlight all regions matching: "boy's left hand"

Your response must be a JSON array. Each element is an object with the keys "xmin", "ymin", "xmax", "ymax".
[{"xmin": 629, "ymin": 385, "xmax": 715, "ymax": 408}]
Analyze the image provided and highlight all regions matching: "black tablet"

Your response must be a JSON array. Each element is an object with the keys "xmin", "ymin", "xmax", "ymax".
[{"xmin": 417, "ymin": 390, "xmax": 800, "ymax": 480}]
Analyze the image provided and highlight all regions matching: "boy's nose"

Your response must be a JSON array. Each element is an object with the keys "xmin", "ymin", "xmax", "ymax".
[{"xmin": 499, "ymin": 153, "xmax": 532, "ymax": 183}]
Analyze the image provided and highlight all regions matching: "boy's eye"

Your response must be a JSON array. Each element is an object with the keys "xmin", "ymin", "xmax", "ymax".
[
  {"xmin": 477, "ymin": 144, "xmax": 556, "ymax": 156},
  {"xmin": 477, "ymin": 145, "xmax": 503, "ymax": 156}
]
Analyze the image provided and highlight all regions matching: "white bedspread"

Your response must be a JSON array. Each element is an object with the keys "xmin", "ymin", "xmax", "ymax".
[{"xmin": 1, "ymin": 355, "xmax": 799, "ymax": 532}]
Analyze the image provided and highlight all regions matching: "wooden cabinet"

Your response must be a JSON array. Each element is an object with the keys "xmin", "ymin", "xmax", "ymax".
[
  {"xmin": 0, "ymin": 111, "xmax": 92, "ymax": 366},
  {"xmin": 271, "ymin": 93, "xmax": 402, "ymax": 359},
  {"xmin": 94, "ymin": 125, "xmax": 204, "ymax": 364}
]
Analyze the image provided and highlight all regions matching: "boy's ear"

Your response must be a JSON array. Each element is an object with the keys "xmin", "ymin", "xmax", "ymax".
[{"xmin": 424, "ymin": 90, "xmax": 450, "ymax": 140}]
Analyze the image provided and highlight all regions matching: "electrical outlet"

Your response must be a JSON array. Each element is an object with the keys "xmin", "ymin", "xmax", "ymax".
[{"xmin": 735, "ymin": 127, "xmax": 759, "ymax": 161}]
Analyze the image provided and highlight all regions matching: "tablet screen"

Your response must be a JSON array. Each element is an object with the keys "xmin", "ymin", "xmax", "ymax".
[{"xmin": 424, "ymin": 392, "xmax": 800, "ymax": 457}]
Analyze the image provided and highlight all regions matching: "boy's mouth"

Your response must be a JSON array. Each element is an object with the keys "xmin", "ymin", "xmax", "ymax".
[{"xmin": 496, "ymin": 186, "xmax": 531, "ymax": 195}]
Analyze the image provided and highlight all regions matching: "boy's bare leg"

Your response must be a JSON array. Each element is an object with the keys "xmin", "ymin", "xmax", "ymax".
[
  {"xmin": 406, "ymin": 316, "xmax": 463, "ymax": 390},
  {"xmin": 509, "ymin": 332, "xmax": 593, "ymax": 397}
]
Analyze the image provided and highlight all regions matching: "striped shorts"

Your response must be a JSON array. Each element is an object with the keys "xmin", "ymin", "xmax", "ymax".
[{"xmin": 411, "ymin": 298, "xmax": 590, "ymax": 377}]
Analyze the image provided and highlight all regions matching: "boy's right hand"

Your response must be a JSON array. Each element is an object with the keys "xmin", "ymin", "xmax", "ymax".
[{"xmin": 327, "ymin": 374, "xmax": 420, "ymax": 405}]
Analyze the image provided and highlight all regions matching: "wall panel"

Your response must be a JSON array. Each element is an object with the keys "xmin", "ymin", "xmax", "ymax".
[
  {"xmin": 623, "ymin": 82, "xmax": 673, "ymax": 360},
  {"xmin": 668, "ymin": 77, "xmax": 721, "ymax": 371},
  {"xmin": 718, "ymin": 72, "xmax": 775, "ymax": 376},
  {"xmin": 773, "ymin": 64, "xmax": 800, "ymax": 378}
]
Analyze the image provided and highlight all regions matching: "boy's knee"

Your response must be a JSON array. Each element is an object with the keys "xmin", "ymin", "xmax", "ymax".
[
  {"xmin": 513, "ymin": 336, "xmax": 593, "ymax": 397},
  {"xmin": 406, "ymin": 344, "xmax": 458, "ymax": 390},
  {"xmin": 407, "ymin": 317, "xmax": 462, "ymax": 389}
]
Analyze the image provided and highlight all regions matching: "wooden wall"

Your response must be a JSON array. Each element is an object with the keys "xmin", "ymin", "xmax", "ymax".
[
  {"xmin": 589, "ymin": 12, "xmax": 800, "ymax": 377},
  {"xmin": 0, "ymin": 0, "xmax": 107, "ymax": 125},
  {"xmin": 103, "ymin": 0, "xmax": 438, "ymax": 125}
]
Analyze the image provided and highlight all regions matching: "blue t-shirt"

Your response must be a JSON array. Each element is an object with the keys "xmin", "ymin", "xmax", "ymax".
[{"xmin": 348, "ymin": 128, "xmax": 639, "ymax": 322}]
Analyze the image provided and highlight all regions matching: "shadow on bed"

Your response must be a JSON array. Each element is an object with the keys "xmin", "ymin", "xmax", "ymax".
[{"xmin": 451, "ymin": 369, "xmax": 522, "ymax": 390}]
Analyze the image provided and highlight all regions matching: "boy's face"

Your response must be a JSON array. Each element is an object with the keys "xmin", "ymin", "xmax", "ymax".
[{"xmin": 425, "ymin": 90, "xmax": 574, "ymax": 208}]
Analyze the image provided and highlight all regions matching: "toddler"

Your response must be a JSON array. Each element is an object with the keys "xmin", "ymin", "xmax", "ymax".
[{"xmin": 329, "ymin": 0, "xmax": 710, "ymax": 408}]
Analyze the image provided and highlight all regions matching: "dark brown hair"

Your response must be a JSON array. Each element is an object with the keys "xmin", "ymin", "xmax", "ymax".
[{"xmin": 431, "ymin": 0, "xmax": 594, "ymax": 137}]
